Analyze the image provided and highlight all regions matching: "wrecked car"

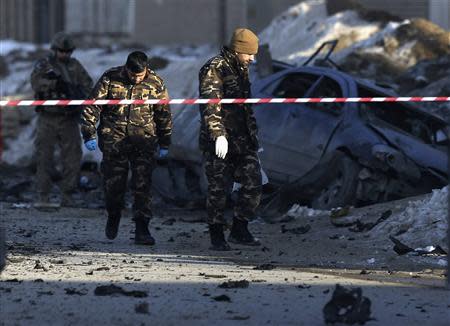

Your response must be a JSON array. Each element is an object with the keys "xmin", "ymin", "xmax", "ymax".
[{"xmin": 154, "ymin": 41, "xmax": 449, "ymax": 213}]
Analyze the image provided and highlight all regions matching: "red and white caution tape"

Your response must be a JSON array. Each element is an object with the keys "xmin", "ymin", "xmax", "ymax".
[{"xmin": 0, "ymin": 97, "xmax": 449, "ymax": 107}]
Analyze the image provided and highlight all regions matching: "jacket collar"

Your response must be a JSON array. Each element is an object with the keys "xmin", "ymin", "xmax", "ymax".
[{"xmin": 221, "ymin": 47, "xmax": 248, "ymax": 76}]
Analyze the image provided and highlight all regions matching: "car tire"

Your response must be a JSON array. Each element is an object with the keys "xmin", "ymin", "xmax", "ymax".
[{"xmin": 311, "ymin": 153, "xmax": 360, "ymax": 210}]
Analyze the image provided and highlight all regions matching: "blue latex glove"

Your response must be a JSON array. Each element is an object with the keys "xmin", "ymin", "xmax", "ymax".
[
  {"xmin": 159, "ymin": 148, "xmax": 169, "ymax": 159},
  {"xmin": 85, "ymin": 139, "xmax": 97, "ymax": 151}
]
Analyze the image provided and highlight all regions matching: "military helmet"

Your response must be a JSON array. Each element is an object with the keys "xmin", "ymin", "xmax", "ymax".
[{"xmin": 51, "ymin": 32, "xmax": 75, "ymax": 51}]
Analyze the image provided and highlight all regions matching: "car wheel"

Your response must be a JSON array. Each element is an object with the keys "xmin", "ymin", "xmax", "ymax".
[{"xmin": 311, "ymin": 154, "xmax": 360, "ymax": 210}]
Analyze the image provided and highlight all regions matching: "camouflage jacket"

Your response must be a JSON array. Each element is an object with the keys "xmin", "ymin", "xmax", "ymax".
[
  {"xmin": 81, "ymin": 66, "xmax": 172, "ymax": 153},
  {"xmin": 198, "ymin": 47, "xmax": 259, "ymax": 154},
  {"xmin": 30, "ymin": 54, "xmax": 93, "ymax": 115}
]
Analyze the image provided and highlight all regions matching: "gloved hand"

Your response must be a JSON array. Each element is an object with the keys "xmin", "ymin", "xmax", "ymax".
[
  {"xmin": 85, "ymin": 139, "xmax": 97, "ymax": 151},
  {"xmin": 215, "ymin": 136, "xmax": 228, "ymax": 159},
  {"xmin": 159, "ymin": 148, "xmax": 169, "ymax": 159}
]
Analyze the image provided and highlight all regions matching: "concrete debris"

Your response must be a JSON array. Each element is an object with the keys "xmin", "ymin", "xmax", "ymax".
[
  {"xmin": 218, "ymin": 280, "xmax": 250, "ymax": 289},
  {"xmin": 323, "ymin": 284, "xmax": 372, "ymax": 325},
  {"xmin": 64, "ymin": 288, "xmax": 88, "ymax": 296},
  {"xmin": 281, "ymin": 224, "xmax": 311, "ymax": 235},
  {"xmin": 94, "ymin": 284, "xmax": 148, "ymax": 298},
  {"xmin": 212, "ymin": 294, "xmax": 231, "ymax": 302},
  {"xmin": 253, "ymin": 263, "xmax": 277, "ymax": 270}
]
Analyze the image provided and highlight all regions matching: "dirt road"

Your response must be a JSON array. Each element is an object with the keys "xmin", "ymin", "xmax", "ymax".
[{"xmin": 0, "ymin": 200, "xmax": 448, "ymax": 325}]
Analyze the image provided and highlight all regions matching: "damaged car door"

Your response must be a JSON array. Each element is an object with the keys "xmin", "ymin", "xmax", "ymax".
[
  {"xmin": 358, "ymin": 85, "xmax": 448, "ymax": 198},
  {"xmin": 254, "ymin": 68, "xmax": 353, "ymax": 185}
]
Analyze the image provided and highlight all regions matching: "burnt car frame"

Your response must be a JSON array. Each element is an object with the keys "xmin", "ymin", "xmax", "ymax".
[{"xmin": 155, "ymin": 41, "xmax": 448, "ymax": 213}]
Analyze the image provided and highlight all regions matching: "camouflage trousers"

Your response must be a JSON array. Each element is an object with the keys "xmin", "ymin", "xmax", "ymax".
[
  {"xmin": 204, "ymin": 150, "xmax": 262, "ymax": 225},
  {"xmin": 101, "ymin": 148, "xmax": 155, "ymax": 222},
  {"xmin": 35, "ymin": 113, "xmax": 82, "ymax": 195}
]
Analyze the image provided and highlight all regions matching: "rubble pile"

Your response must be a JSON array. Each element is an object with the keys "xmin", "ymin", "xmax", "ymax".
[{"xmin": 373, "ymin": 187, "xmax": 448, "ymax": 253}]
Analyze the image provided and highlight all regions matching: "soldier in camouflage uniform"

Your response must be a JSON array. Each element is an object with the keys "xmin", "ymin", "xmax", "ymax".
[
  {"xmin": 81, "ymin": 51, "xmax": 172, "ymax": 245},
  {"xmin": 199, "ymin": 28, "xmax": 262, "ymax": 251},
  {"xmin": 31, "ymin": 32, "xmax": 93, "ymax": 208}
]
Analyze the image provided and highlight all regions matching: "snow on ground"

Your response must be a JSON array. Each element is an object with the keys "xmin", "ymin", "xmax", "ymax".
[
  {"xmin": 259, "ymin": 0, "xmax": 380, "ymax": 65},
  {"xmin": 0, "ymin": 39, "xmax": 37, "ymax": 56},
  {"xmin": 373, "ymin": 187, "xmax": 448, "ymax": 252}
]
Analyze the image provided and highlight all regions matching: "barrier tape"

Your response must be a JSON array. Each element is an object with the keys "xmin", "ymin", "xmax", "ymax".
[{"xmin": 0, "ymin": 97, "xmax": 450, "ymax": 107}]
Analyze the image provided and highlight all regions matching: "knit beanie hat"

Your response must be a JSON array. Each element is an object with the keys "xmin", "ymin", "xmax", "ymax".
[{"xmin": 229, "ymin": 28, "xmax": 259, "ymax": 55}]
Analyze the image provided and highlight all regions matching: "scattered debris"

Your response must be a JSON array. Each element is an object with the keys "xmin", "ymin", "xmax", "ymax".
[
  {"xmin": 284, "ymin": 204, "xmax": 328, "ymax": 220},
  {"xmin": 228, "ymin": 315, "xmax": 250, "ymax": 320},
  {"xmin": 135, "ymin": 302, "xmax": 150, "ymax": 314},
  {"xmin": 331, "ymin": 206, "xmax": 352, "ymax": 218},
  {"xmin": 212, "ymin": 294, "xmax": 231, "ymax": 302},
  {"xmin": 349, "ymin": 210, "xmax": 392, "ymax": 232},
  {"xmin": 253, "ymin": 263, "xmax": 276, "ymax": 270},
  {"xmin": 199, "ymin": 273, "xmax": 227, "ymax": 279},
  {"xmin": 323, "ymin": 284, "xmax": 372, "ymax": 325},
  {"xmin": 33, "ymin": 260, "xmax": 48, "ymax": 271},
  {"xmin": 297, "ymin": 284, "xmax": 311, "ymax": 289},
  {"xmin": 390, "ymin": 236, "xmax": 414, "ymax": 255},
  {"xmin": 281, "ymin": 224, "xmax": 311, "ymax": 235},
  {"xmin": 414, "ymin": 246, "xmax": 446, "ymax": 256},
  {"xmin": 218, "ymin": 280, "xmax": 250, "ymax": 289},
  {"xmin": 64, "ymin": 288, "xmax": 87, "ymax": 296},
  {"xmin": 94, "ymin": 284, "xmax": 148, "ymax": 298}
]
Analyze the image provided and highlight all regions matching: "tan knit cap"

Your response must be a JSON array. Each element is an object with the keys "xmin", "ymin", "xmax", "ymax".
[{"xmin": 229, "ymin": 28, "xmax": 259, "ymax": 55}]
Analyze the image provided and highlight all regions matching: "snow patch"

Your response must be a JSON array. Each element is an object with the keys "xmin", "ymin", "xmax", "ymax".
[
  {"xmin": 259, "ymin": 0, "xmax": 380, "ymax": 65},
  {"xmin": 373, "ymin": 187, "xmax": 448, "ymax": 252},
  {"xmin": 0, "ymin": 40, "xmax": 38, "ymax": 56}
]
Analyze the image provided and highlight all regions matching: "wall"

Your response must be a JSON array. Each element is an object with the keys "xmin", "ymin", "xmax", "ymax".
[
  {"xmin": 359, "ymin": 0, "xmax": 429, "ymax": 19},
  {"xmin": 429, "ymin": 0, "xmax": 450, "ymax": 29},
  {"xmin": 133, "ymin": 0, "xmax": 247, "ymax": 45},
  {"xmin": 0, "ymin": 0, "xmax": 64, "ymax": 43}
]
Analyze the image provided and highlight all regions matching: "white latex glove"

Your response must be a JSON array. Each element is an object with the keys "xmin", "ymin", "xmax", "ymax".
[{"xmin": 215, "ymin": 136, "xmax": 228, "ymax": 159}]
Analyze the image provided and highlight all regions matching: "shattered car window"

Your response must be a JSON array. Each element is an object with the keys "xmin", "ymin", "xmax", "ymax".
[
  {"xmin": 304, "ymin": 76, "xmax": 343, "ymax": 115},
  {"xmin": 359, "ymin": 87, "xmax": 449, "ymax": 146},
  {"xmin": 271, "ymin": 73, "xmax": 319, "ymax": 98},
  {"xmin": 270, "ymin": 73, "xmax": 343, "ymax": 115}
]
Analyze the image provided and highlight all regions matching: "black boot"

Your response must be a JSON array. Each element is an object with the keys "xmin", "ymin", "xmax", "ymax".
[
  {"xmin": 105, "ymin": 213, "xmax": 121, "ymax": 240},
  {"xmin": 228, "ymin": 217, "xmax": 260, "ymax": 246},
  {"xmin": 135, "ymin": 220, "xmax": 155, "ymax": 246},
  {"xmin": 209, "ymin": 224, "xmax": 231, "ymax": 251}
]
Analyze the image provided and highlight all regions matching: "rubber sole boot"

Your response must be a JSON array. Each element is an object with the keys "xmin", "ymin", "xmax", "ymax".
[
  {"xmin": 34, "ymin": 193, "xmax": 60, "ymax": 210},
  {"xmin": 105, "ymin": 215, "xmax": 121, "ymax": 240},
  {"xmin": 209, "ymin": 224, "xmax": 231, "ymax": 251},
  {"xmin": 135, "ymin": 220, "xmax": 155, "ymax": 246},
  {"xmin": 228, "ymin": 217, "xmax": 261, "ymax": 246}
]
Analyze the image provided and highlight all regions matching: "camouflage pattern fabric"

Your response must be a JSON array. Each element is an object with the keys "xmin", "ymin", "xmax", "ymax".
[
  {"xmin": 199, "ymin": 47, "xmax": 262, "ymax": 224},
  {"xmin": 198, "ymin": 47, "xmax": 259, "ymax": 154},
  {"xmin": 31, "ymin": 54, "xmax": 93, "ymax": 115},
  {"xmin": 81, "ymin": 66, "xmax": 172, "ymax": 221},
  {"xmin": 81, "ymin": 66, "xmax": 172, "ymax": 152},
  {"xmin": 35, "ymin": 114, "xmax": 82, "ymax": 194},
  {"xmin": 204, "ymin": 151, "xmax": 262, "ymax": 224},
  {"xmin": 31, "ymin": 54, "xmax": 92, "ymax": 197},
  {"xmin": 102, "ymin": 150, "xmax": 154, "ymax": 222}
]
